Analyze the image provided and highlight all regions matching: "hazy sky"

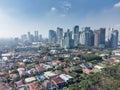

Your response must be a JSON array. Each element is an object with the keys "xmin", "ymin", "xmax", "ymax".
[{"xmin": 0, "ymin": 0, "xmax": 120, "ymax": 38}]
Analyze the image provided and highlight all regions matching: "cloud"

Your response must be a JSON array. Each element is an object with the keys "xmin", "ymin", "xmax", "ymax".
[
  {"xmin": 114, "ymin": 24, "xmax": 120, "ymax": 27},
  {"xmin": 62, "ymin": 1, "xmax": 72, "ymax": 11},
  {"xmin": 50, "ymin": 7, "xmax": 57, "ymax": 12},
  {"xmin": 58, "ymin": 1, "xmax": 71, "ymax": 17},
  {"xmin": 114, "ymin": 2, "xmax": 120, "ymax": 8},
  {"xmin": 61, "ymin": 14, "xmax": 66, "ymax": 17}
]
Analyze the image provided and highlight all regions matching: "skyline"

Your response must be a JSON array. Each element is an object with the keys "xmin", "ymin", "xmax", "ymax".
[{"xmin": 0, "ymin": 0, "xmax": 120, "ymax": 38}]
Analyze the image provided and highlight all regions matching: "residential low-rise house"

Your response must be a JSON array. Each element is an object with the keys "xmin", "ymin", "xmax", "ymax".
[
  {"xmin": 52, "ymin": 60, "xmax": 61, "ymax": 66},
  {"xmin": 50, "ymin": 50, "xmax": 59, "ymax": 54},
  {"xmin": 23, "ymin": 59, "xmax": 32, "ymax": 63},
  {"xmin": 61, "ymin": 62, "xmax": 67, "ymax": 67},
  {"xmin": 28, "ymin": 82, "xmax": 43, "ymax": 90},
  {"xmin": 82, "ymin": 68, "xmax": 94, "ymax": 75},
  {"xmin": 44, "ymin": 64, "xmax": 53, "ymax": 70},
  {"xmin": 63, "ymin": 54, "xmax": 70, "ymax": 58},
  {"xmin": 9, "ymin": 70, "xmax": 15, "ymax": 74},
  {"xmin": 25, "ymin": 77, "xmax": 36, "ymax": 84},
  {"xmin": 110, "ymin": 61, "xmax": 118, "ymax": 65},
  {"xmin": 35, "ymin": 65, "xmax": 46, "ymax": 73},
  {"xmin": 43, "ymin": 56, "xmax": 52, "ymax": 61},
  {"xmin": 43, "ymin": 80, "xmax": 56, "ymax": 90},
  {"xmin": 2, "ymin": 53, "xmax": 12, "ymax": 60},
  {"xmin": 80, "ymin": 63, "xmax": 92, "ymax": 69},
  {"xmin": 100, "ymin": 53, "xmax": 109, "ymax": 57},
  {"xmin": 54, "ymin": 70, "xmax": 62, "ymax": 75},
  {"xmin": 0, "ymin": 72, "xmax": 6, "ymax": 76},
  {"xmin": 0, "ymin": 61, "xmax": 8, "ymax": 70},
  {"xmin": 44, "ymin": 71, "xmax": 57, "ymax": 79},
  {"xmin": 36, "ymin": 75, "xmax": 46, "ymax": 82},
  {"xmin": 18, "ymin": 62, "xmax": 25, "ymax": 67},
  {"xmin": 112, "ymin": 50, "xmax": 120, "ymax": 56},
  {"xmin": 15, "ymin": 80, "xmax": 24, "ymax": 88},
  {"xmin": 64, "ymin": 68, "xmax": 71, "ymax": 73},
  {"xmin": 0, "ymin": 83, "xmax": 12, "ymax": 90},
  {"xmin": 73, "ymin": 57, "xmax": 80, "ymax": 60},
  {"xmin": 94, "ymin": 65, "xmax": 104, "ymax": 72},
  {"xmin": 18, "ymin": 86, "xmax": 28, "ymax": 90},
  {"xmin": 51, "ymin": 77, "xmax": 65, "ymax": 89},
  {"xmin": 59, "ymin": 74, "xmax": 73, "ymax": 84},
  {"xmin": 26, "ymin": 68, "xmax": 37, "ymax": 76},
  {"xmin": 17, "ymin": 68, "xmax": 26, "ymax": 77},
  {"xmin": 114, "ymin": 59, "xmax": 120, "ymax": 63},
  {"xmin": 9, "ymin": 73, "xmax": 19, "ymax": 80}
]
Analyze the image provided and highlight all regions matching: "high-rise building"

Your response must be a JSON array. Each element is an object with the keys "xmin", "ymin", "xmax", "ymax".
[
  {"xmin": 30, "ymin": 34, "xmax": 34, "ymax": 42},
  {"xmin": 94, "ymin": 30, "xmax": 100, "ymax": 47},
  {"xmin": 99, "ymin": 28, "xmax": 106, "ymax": 48},
  {"xmin": 73, "ymin": 25, "xmax": 79, "ymax": 47},
  {"xmin": 110, "ymin": 30, "xmax": 118, "ymax": 49},
  {"xmin": 56, "ymin": 27, "xmax": 63, "ymax": 45},
  {"xmin": 21, "ymin": 34, "xmax": 27, "ymax": 42},
  {"xmin": 63, "ymin": 29, "xmax": 73, "ymax": 49},
  {"xmin": 94, "ymin": 28, "xmax": 106, "ymax": 48},
  {"xmin": 80, "ymin": 27, "xmax": 94, "ymax": 46},
  {"xmin": 49, "ymin": 30, "xmax": 56, "ymax": 43},
  {"xmin": 28, "ymin": 32, "xmax": 31, "ymax": 42},
  {"xmin": 34, "ymin": 31, "xmax": 39, "ymax": 42},
  {"xmin": 105, "ymin": 28, "xmax": 113, "ymax": 48},
  {"xmin": 39, "ymin": 34, "xmax": 42, "ymax": 42}
]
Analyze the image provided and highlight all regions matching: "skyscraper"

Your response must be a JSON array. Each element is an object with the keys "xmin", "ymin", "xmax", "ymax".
[
  {"xmin": 28, "ymin": 32, "xmax": 31, "ymax": 42},
  {"xmin": 34, "ymin": 31, "xmax": 39, "ymax": 42},
  {"xmin": 49, "ymin": 30, "xmax": 56, "ymax": 43},
  {"xmin": 99, "ymin": 28, "xmax": 106, "ymax": 48},
  {"xmin": 73, "ymin": 25, "xmax": 79, "ymax": 47},
  {"xmin": 21, "ymin": 34, "xmax": 27, "ymax": 42},
  {"xmin": 80, "ymin": 27, "xmax": 94, "ymax": 46},
  {"xmin": 110, "ymin": 30, "xmax": 118, "ymax": 49},
  {"xmin": 39, "ymin": 34, "xmax": 42, "ymax": 42},
  {"xmin": 63, "ymin": 29, "xmax": 73, "ymax": 49},
  {"xmin": 56, "ymin": 27, "xmax": 63, "ymax": 45},
  {"xmin": 94, "ymin": 30, "xmax": 100, "ymax": 47},
  {"xmin": 94, "ymin": 28, "xmax": 106, "ymax": 48}
]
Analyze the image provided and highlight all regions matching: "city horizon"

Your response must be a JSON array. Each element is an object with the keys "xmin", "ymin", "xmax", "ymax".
[
  {"xmin": 0, "ymin": 26, "xmax": 119, "ymax": 39},
  {"xmin": 0, "ymin": 0, "xmax": 120, "ymax": 38}
]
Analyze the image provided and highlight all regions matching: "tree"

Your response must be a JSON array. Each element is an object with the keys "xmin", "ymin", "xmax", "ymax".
[{"xmin": 58, "ymin": 57, "xmax": 64, "ymax": 62}]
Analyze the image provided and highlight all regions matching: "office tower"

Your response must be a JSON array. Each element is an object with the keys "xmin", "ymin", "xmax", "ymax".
[
  {"xmin": 28, "ymin": 32, "xmax": 31, "ymax": 41},
  {"xmin": 105, "ymin": 28, "xmax": 113, "ymax": 48},
  {"xmin": 39, "ymin": 34, "xmax": 42, "ymax": 42},
  {"xmin": 94, "ymin": 28, "xmax": 106, "ymax": 48},
  {"xmin": 79, "ymin": 31, "xmax": 82, "ymax": 44},
  {"xmin": 99, "ymin": 28, "xmax": 106, "ymax": 48},
  {"xmin": 64, "ymin": 30, "xmax": 70, "ymax": 49},
  {"xmin": 110, "ymin": 30, "xmax": 118, "ymax": 49},
  {"xmin": 21, "ymin": 34, "xmax": 27, "ymax": 42},
  {"xmin": 73, "ymin": 25, "xmax": 79, "ymax": 47},
  {"xmin": 56, "ymin": 27, "xmax": 63, "ymax": 45},
  {"xmin": 30, "ymin": 34, "xmax": 34, "ymax": 42},
  {"xmin": 34, "ymin": 31, "xmax": 39, "ymax": 42},
  {"xmin": 70, "ymin": 31, "xmax": 74, "ymax": 48},
  {"xmin": 49, "ymin": 30, "xmax": 56, "ymax": 43},
  {"xmin": 63, "ymin": 29, "xmax": 73, "ymax": 49},
  {"xmin": 94, "ymin": 30, "xmax": 100, "ymax": 47},
  {"xmin": 14, "ymin": 37, "xmax": 19, "ymax": 45},
  {"xmin": 80, "ymin": 27, "xmax": 94, "ymax": 46}
]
